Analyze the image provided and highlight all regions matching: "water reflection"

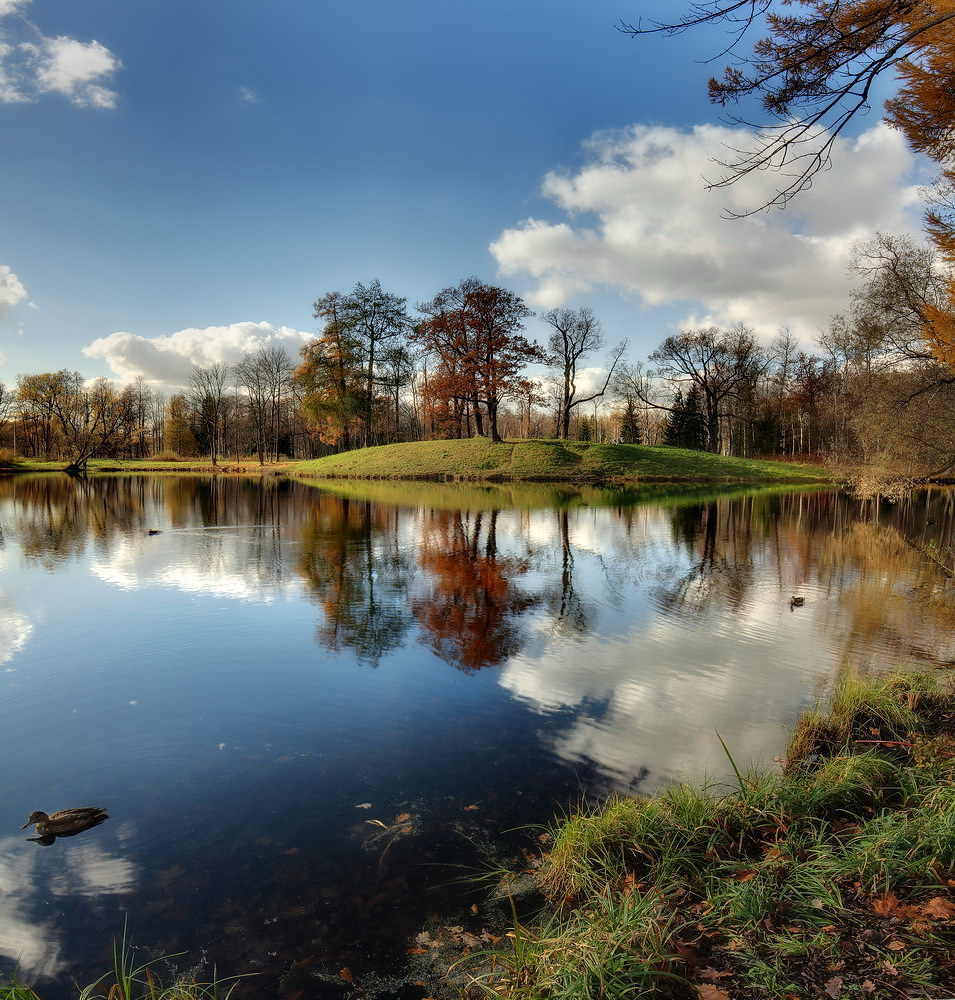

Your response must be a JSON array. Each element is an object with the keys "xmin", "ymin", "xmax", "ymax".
[{"xmin": 1, "ymin": 475, "xmax": 954, "ymax": 994}]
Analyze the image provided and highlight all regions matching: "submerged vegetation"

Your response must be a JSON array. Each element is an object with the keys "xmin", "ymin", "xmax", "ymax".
[{"xmin": 460, "ymin": 671, "xmax": 955, "ymax": 999}]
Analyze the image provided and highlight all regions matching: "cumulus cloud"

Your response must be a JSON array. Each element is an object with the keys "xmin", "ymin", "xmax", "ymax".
[
  {"xmin": 0, "ymin": 2, "xmax": 120, "ymax": 107},
  {"xmin": 83, "ymin": 321, "xmax": 314, "ymax": 386},
  {"xmin": 238, "ymin": 85, "xmax": 260, "ymax": 104},
  {"xmin": 0, "ymin": 264, "xmax": 27, "ymax": 315},
  {"xmin": 491, "ymin": 123, "xmax": 925, "ymax": 340}
]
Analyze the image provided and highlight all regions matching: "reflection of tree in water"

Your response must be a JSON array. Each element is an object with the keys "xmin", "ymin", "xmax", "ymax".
[
  {"xmin": 817, "ymin": 519, "xmax": 955, "ymax": 671},
  {"xmin": 542, "ymin": 508, "xmax": 594, "ymax": 635},
  {"xmin": 0, "ymin": 475, "xmax": 147, "ymax": 567},
  {"xmin": 413, "ymin": 508, "xmax": 538, "ymax": 671},
  {"xmin": 297, "ymin": 496, "xmax": 412, "ymax": 666},
  {"xmin": 653, "ymin": 501, "xmax": 756, "ymax": 616}
]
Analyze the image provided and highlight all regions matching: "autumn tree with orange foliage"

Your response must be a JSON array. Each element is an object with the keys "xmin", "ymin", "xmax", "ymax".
[
  {"xmin": 414, "ymin": 278, "xmax": 547, "ymax": 443},
  {"xmin": 625, "ymin": 1, "xmax": 955, "ymax": 361}
]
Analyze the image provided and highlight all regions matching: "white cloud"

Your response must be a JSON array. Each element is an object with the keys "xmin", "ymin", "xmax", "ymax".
[
  {"xmin": 0, "ymin": 264, "xmax": 27, "ymax": 315},
  {"xmin": 239, "ymin": 85, "xmax": 260, "ymax": 104},
  {"xmin": 31, "ymin": 35, "xmax": 120, "ymax": 108},
  {"xmin": 0, "ymin": 4, "xmax": 120, "ymax": 107},
  {"xmin": 83, "ymin": 321, "xmax": 314, "ymax": 386},
  {"xmin": 491, "ymin": 123, "xmax": 925, "ymax": 340}
]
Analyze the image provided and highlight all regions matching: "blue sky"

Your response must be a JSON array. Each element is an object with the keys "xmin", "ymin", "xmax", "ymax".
[{"xmin": 0, "ymin": 0, "xmax": 929, "ymax": 390}]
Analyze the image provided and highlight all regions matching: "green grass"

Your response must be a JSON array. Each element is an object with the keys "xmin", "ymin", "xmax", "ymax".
[
  {"xmin": 293, "ymin": 439, "xmax": 832, "ymax": 485},
  {"xmin": 3, "ymin": 441, "xmax": 832, "ymax": 486},
  {"xmin": 1, "ymin": 922, "xmax": 250, "ymax": 1000},
  {"xmin": 461, "ymin": 670, "xmax": 955, "ymax": 1000}
]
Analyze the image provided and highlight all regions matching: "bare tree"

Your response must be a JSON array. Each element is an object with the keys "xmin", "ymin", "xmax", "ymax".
[
  {"xmin": 187, "ymin": 363, "xmax": 231, "ymax": 465},
  {"xmin": 541, "ymin": 307, "xmax": 626, "ymax": 438}
]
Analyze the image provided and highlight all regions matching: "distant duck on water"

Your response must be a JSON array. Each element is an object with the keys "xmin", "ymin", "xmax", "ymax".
[
  {"xmin": 21, "ymin": 807, "xmax": 108, "ymax": 843},
  {"xmin": 790, "ymin": 595, "xmax": 805, "ymax": 609}
]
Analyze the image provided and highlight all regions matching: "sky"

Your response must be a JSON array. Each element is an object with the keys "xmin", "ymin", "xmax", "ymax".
[{"xmin": 0, "ymin": 0, "xmax": 933, "ymax": 391}]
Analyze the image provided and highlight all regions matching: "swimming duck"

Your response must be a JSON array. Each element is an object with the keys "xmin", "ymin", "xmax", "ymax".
[
  {"xmin": 790, "ymin": 595, "xmax": 805, "ymax": 608},
  {"xmin": 21, "ymin": 807, "xmax": 108, "ymax": 837}
]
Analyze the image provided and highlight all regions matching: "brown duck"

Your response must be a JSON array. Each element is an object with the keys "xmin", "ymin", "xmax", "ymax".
[{"xmin": 22, "ymin": 807, "xmax": 108, "ymax": 838}]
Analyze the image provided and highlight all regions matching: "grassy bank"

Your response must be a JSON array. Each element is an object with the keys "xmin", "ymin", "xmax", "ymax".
[
  {"xmin": 460, "ymin": 672, "xmax": 955, "ymax": 999},
  {"xmin": 294, "ymin": 440, "xmax": 832, "ymax": 485}
]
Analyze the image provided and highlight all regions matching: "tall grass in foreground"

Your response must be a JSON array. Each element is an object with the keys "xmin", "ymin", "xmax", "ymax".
[
  {"xmin": 1, "ymin": 922, "xmax": 250, "ymax": 1000},
  {"xmin": 460, "ymin": 671, "xmax": 955, "ymax": 999}
]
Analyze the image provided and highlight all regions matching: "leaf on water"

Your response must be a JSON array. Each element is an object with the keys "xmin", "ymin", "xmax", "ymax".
[
  {"xmin": 399, "ymin": 825, "xmax": 413, "ymax": 835},
  {"xmin": 823, "ymin": 976, "xmax": 843, "ymax": 998},
  {"xmin": 339, "ymin": 967, "xmax": 354, "ymax": 984},
  {"xmin": 284, "ymin": 847, "xmax": 299, "ymax": 855},
  {"xmin": 365, "ymin": 819, "xmax": 389, "ymax": 828},
  {"xmin": 355, "ymin": 802, "xmax": 372, "ymax": 809},
  {"xmin": 407, "ymin": 947, "xmax": 428, "ymax": 955},
  {"xmin": 395, "ymin": 812, "xmax": 411, "ymax": 823},
  {"xmin": 470, "ymin": 904, "xmax": 479, "ymax": 914},
  {"xmin": 921, "ymin": 896, "xmax": 955, "ymax": 919},
  {"xmin": 415, "ymin": 931, "xmax": 433, "ymax": 947},
  {"xmin": 463, "ymin": 804, "xmax": 480, "ymax": 811}
]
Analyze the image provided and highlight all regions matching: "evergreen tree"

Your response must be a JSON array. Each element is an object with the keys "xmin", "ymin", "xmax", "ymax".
[{"xmin": 619, "ymin": 395, "xmax": 642, "ymax": 444}]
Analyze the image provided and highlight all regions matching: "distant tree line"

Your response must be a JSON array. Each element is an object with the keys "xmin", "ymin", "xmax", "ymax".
[{"xmin": 2, "ymin": 250, "xmax": 954, "ymax": 494}]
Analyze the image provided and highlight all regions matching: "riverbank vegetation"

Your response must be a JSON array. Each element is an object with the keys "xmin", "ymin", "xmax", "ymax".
[
  {"xmin": 459, "ymin": 671, "xmax": 955, "ymax": 999},
  {"xmin": 0, "ymin": 440, "xmax": 831, "ymax": 486}
]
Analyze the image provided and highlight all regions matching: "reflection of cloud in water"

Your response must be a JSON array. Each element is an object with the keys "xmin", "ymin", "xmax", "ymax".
[
  {"xmin": 500, "ymin": 576, "xmax": 820, "ymax": 792},
  {"xmin": 0, "ymin": 602, "xmax": 32, "ymax": 666},
  {"xmin": 90, "ymin": 534, "xmax": 300, "ymax": 603},
  {"xmin": 0, "ymin": 838, "xmax": 63, "ymax": 978},
  {"xmin": 0, "ymin": 830, "xmax": 136, "ymax": 978}
]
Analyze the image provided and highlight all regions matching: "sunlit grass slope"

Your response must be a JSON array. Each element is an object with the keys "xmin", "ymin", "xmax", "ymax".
[{"xmin": 293, "ymin": 439, "xmax": 832, "ymax": 484}]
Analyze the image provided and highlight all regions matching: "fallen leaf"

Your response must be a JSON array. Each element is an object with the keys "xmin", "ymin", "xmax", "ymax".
[
  {"xmin": 463, "ymin": 804, "xmax": 480, "ymax": 811},
  {"xmin": 698, "ymin": 967, "xmax": 732, "ymax": 981},
  {"xmin": 395, "ymin": 812, "xmax": 411, "ymax": 823},
  {"xmin": 823, "ymin": 976, "xmax": 843, "ymax": 999},
  {"xmin": 734, "ymin": 868, "xmax": 758, "ymax": 882},
  {"xmin": 284, "ymin": 847, "xmax": 300, "ymax": 855},
  {"xmin": 871, "ymin": 892, "xmax": 899, "ymax": 916},
  {"xmin": 339, "ymin": 967, "xmax": 353, "ymax": 984},
  {"xmin": 365, "ymin": 819, "xmax": 388, "ymax": 828},
  {"xmin": 697, "ymin": 986, "xmax": 731, "ymax": 1000},
  {"xmin": 470, "ymin": 904, "xmax": 479, "ymax": 914},
  {"xmin": 355, "ymin": 802, "xmax": 372, "ymax": 809},
  {"xmin": 407, "ymin": 947, "xmax": 428, "ymax": 955},
  {"xmin": 861, "ymin": 980, "xmax": 876, "ymax": 994},
  {"xmin": 886, "ymin": 939, "xmax": 906, "ymax": 951},
  {"xmin": 921, "ymin": 897, "xmax": 955, "ymax": 920},
  {"xmin": 399, "ymin": 825, "xmax": 413, "ymax": 834}
]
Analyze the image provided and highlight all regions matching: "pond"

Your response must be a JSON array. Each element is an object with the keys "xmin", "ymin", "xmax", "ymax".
[{"xmin": 0, "ymin": 474, "xmax": 953, "ymax": 998}]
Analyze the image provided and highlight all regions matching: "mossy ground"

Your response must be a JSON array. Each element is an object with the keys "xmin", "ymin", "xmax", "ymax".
[{"xmin": 458, "ymin": 672, "xmax": 955, "ymax": 1000}]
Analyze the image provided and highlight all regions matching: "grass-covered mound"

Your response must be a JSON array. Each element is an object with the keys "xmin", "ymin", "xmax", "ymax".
[
  {"xmin": 293, "ymin": 440, "xmax": 831, "ymax": 485},
  {"xmin": 461, "ymin": 672, "xmax": 955, "ymax": 999}
]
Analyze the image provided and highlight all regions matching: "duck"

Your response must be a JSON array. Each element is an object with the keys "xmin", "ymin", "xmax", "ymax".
[
  {"xmin": 790, "ymin": 595, "xmax": 805, "ymax": 608},
  {"xmin": 21, "ymin": 807, "xmax": 108, "ymax": 837}
]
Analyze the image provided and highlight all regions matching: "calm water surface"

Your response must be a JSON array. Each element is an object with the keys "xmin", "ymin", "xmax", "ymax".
[{"xmin": 1, "ymin": 475, "xmax": 953, "ymax": 997}]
